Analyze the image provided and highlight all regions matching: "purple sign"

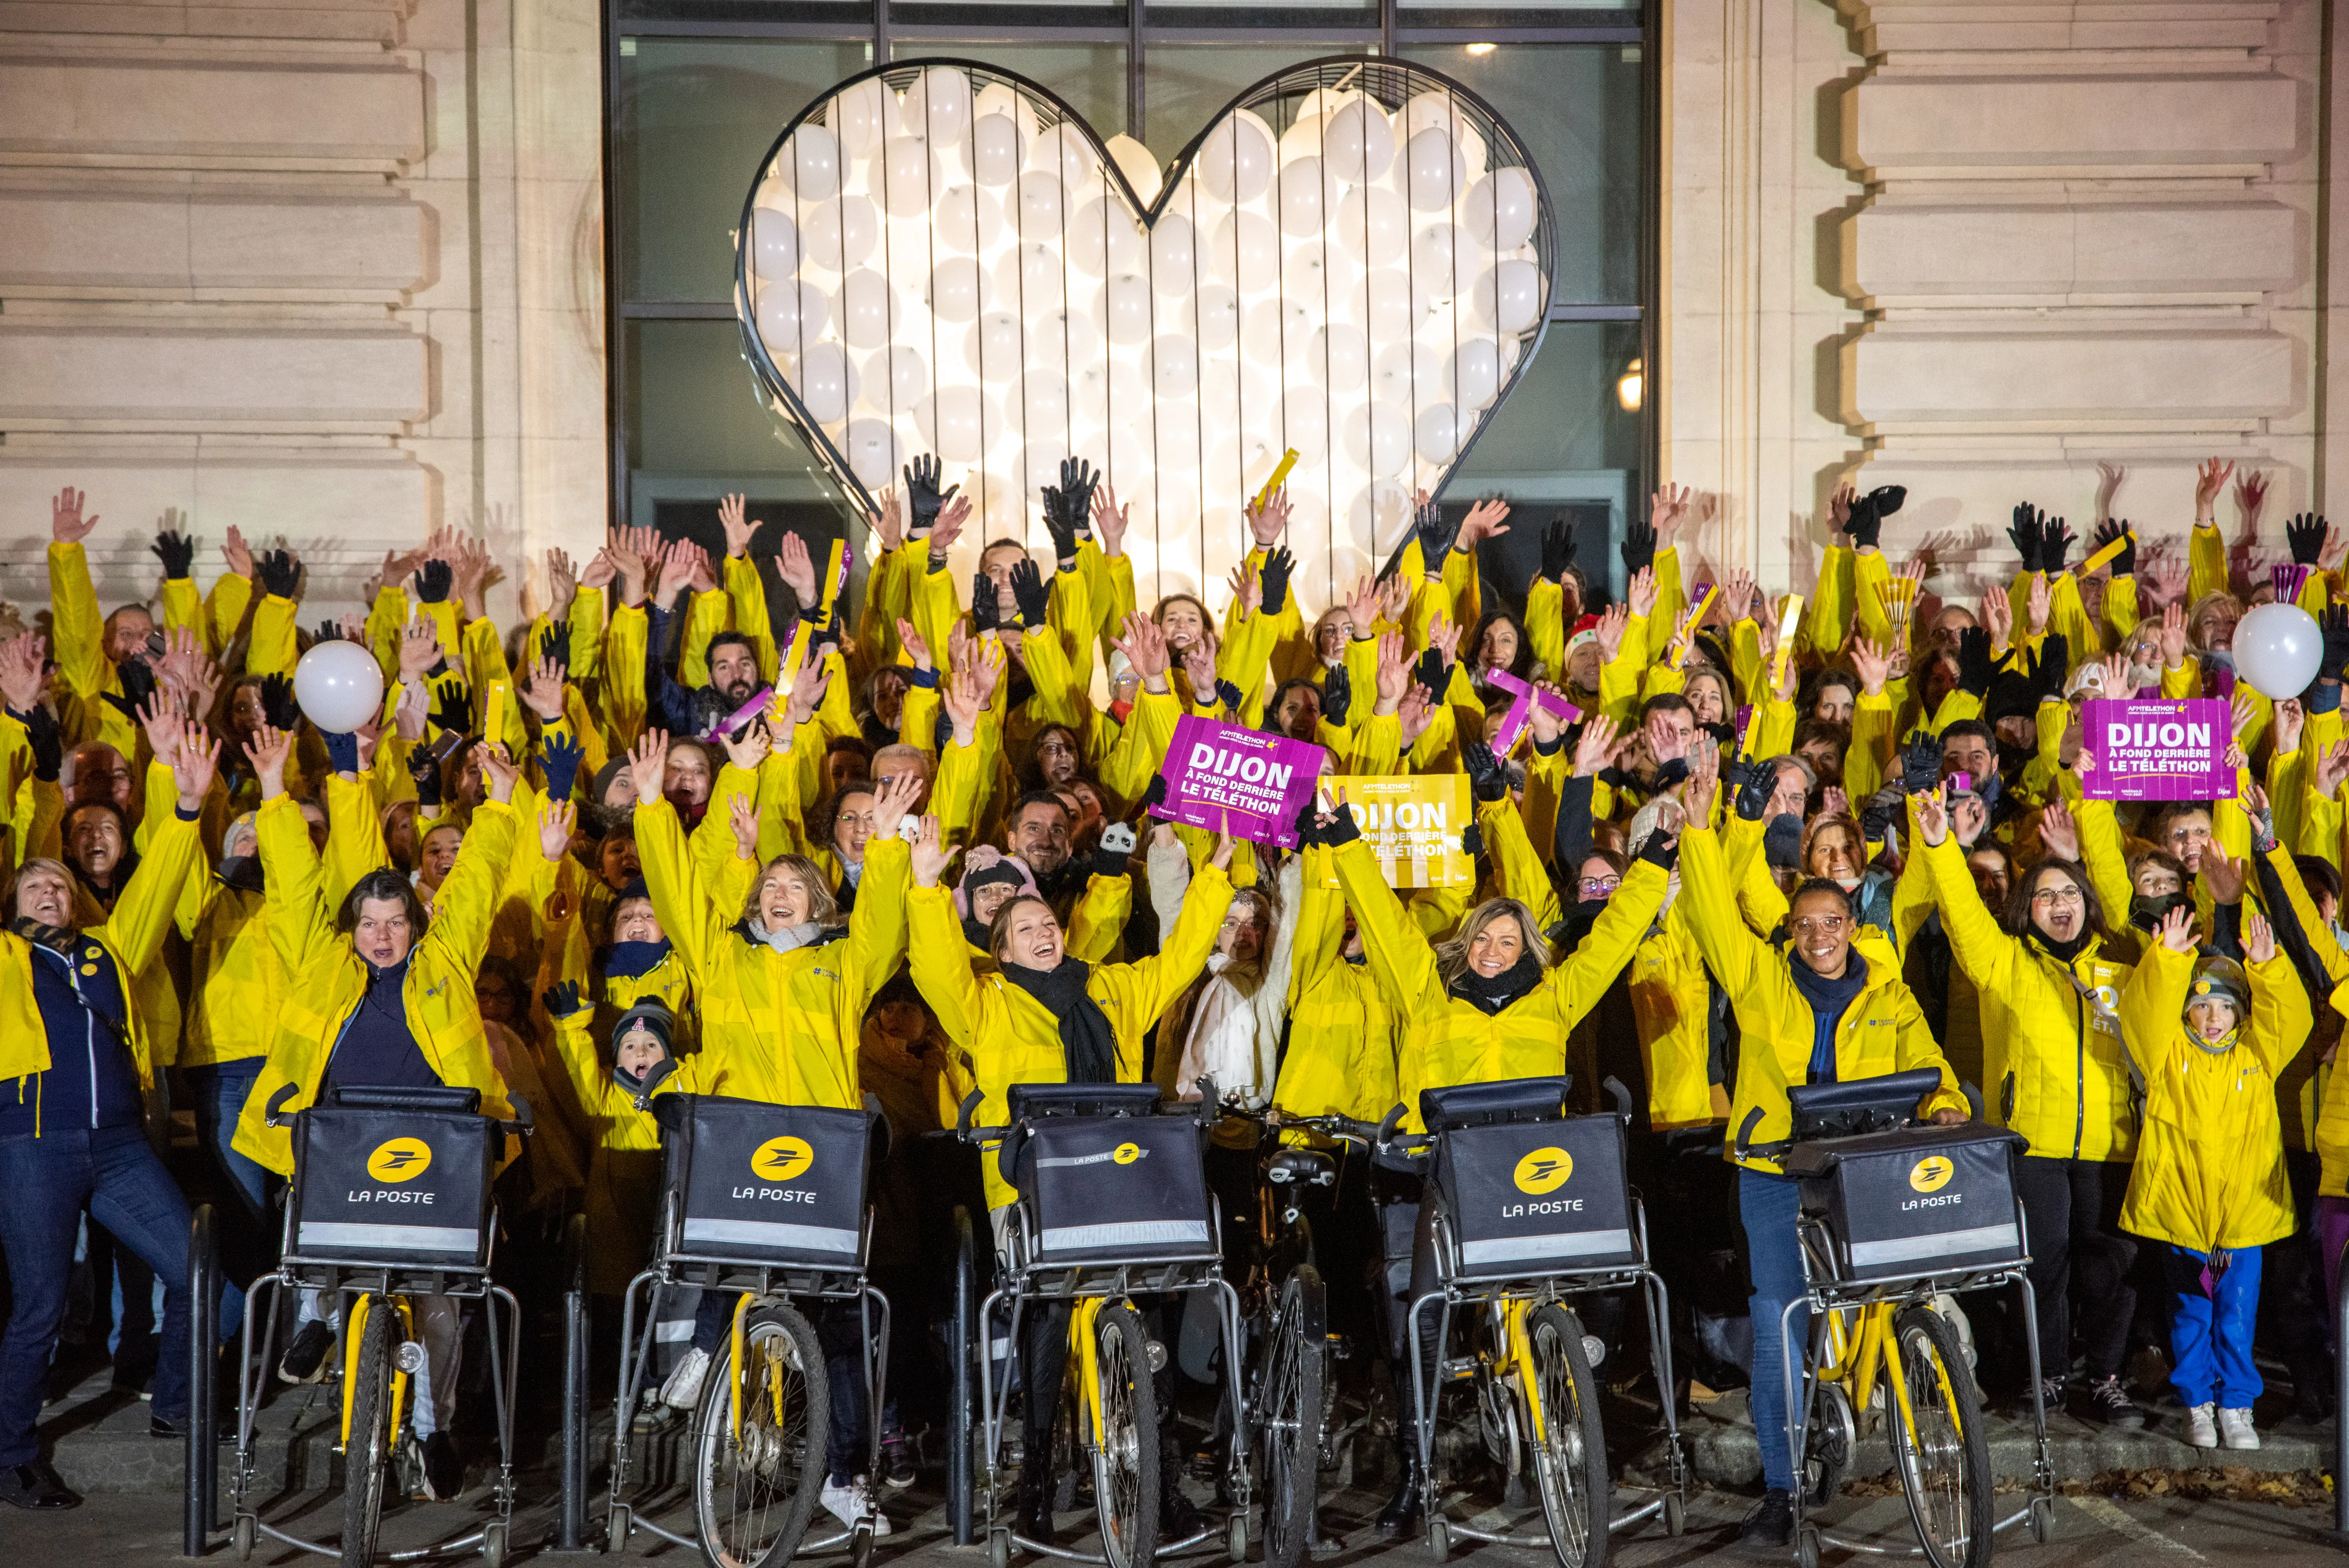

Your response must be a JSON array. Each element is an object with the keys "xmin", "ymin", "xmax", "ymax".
[
  {"xmin": 2082, "ymin": 697, "xmax": 2232, "ymax": 802},
  {"xmin": 1157, "ymin": 715, "xmax": 1326, "ymax": 848}
]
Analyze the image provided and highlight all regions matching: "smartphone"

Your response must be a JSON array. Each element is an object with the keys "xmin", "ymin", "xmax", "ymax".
[{"xmin": 1944, "ymin": 771, "xmax": 1972, "ymax": 799}]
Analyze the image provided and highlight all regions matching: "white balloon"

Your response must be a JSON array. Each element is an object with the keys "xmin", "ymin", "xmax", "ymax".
[
  {"xmin": 1193, "ymin": 283, "xmax": 1241, "ymax": 352},
  {"xmin": 1461, "ymin": 167, "xmax": 1537, "ymax": 250},
  {"xmin": 777, "ymin": 125, "xmax": 840, "ymax": 201},
  {"xmin": 2235, "ymin": 603, "xmax": 2324, "ymax": 698},
  {"xmin": 1151, "ymin": 335, "xmax": 1199, "ymax": 399},
  {"xmin": 750, "ymin": 208, "xmax": 798, "ymax": 280},
  {"xmin": 971, "ymin": 112, "xmax": 1024, "ymax": 187},
  {"xmin": 931, "ymin": 183, "xmax": 982, "ymax": 253},
  {"xmin": 1277, "ymin": 156, "xmax": 1331, "ymax": 238},
  {"xmin": 1023, "ymin": 375, "xmax": 1070, "ymax": 431},
  {"xmin": 1103, "ymin": 272, "xmax": 1153, "ymax": 345},
  {"xmin": 1103, "ymin": 133, "xmax": 1163, "ymax": 204},
  {"xmin": 1282, "ymin": 245, "xmax": 1336, "ymax": 307},
  {"xmin": 1468, "ymin": 259, "xmax": 1544, "ymax": 334},
  {"xmin": 1205, "ymin": 211, "xmax": 1279, "ymax": 292},
  {"xmin": 914, "ymin": 386, "xmax": 989, "ymax": 462},
  {"xmin": 1342, "ymin": 404, "xmax": 1411, "ymax": 477},
  {"xmin": 1401, "ymin": 90, "xmax": 1466, "ymax": 144},
  {"xmin": 831, "ymin": 78, "xmax": 888, "ymax": 157},
  {"xmin": 1351, "ymin": 267, "xmax": 1414, "ymax": 345},
  {"xmin": 1301, "ymin": 322, "xmax": 1368, "ymax": 390},
  {"xmin": 1149, "ymin": 213, "xmax": 1197, "ymax": 295},
  {"xmin": 856, "ymin": 345, "xmax": 926, "ymax": 414},
  {"xmin": 974, "ymin": 82, "xmax": 1036, "ymax": 143},
  {"xmin": 929, "ymin": 256, "xmax": 982, "ymax": 323},
  {"xmin": 966, "ymin": 310, "xmax": 1024, "ymax": 379},
  {"xmin": 1329, "ymin": 187, "xmax": 1408, "ymax": 266},
  {"xmin": 1067, "ymin": 194, "xmax": 1144, "ymax": 278},
  {"xmin": 878, "ymin": 138, "xmax": 934, "ymax": 216},
  {"xmin": 1019, "ymin": 173, "xmax": 1065, "ymax": 244},
  {"xmin": 1408, "ymin": 221, "xmax": 1481, "ymax": 302},
  {"xmin": 1372, "ymin": 340, "xmax": 1443, "ymax": 409},
  {"xmin": 1401, "ymin": 129, "xmax": 1466, "ymax": 212},
  {"xmin": 792, "ymin": 341, "xmax": 856, "ymax": 424},
  {"xmin": 1027, "ymin": 304, "xmax": 1100, "ymax": 373},
  {"xmin": 1195, "ymin": 113, "xmax": 1273, "ymax": 204},
  {"xmin": 1030, "ymin": 123, "xmax": 1096, "ymax": 193},
  {"xmin": 838, "ymin": 268, "xmax": 898, "ymax": 349},
  {"xmin": 1321, "ymin": 100, "xmax": 1396, "ymax": 187},
  {"xmin": 1413, "ymin": 402, "xmax": 1461, "ymax": 465},
  {"xmin": 1241, "ymin": 296, "xmax": 1316, "ymax": 365},
  {"xmin": 292, "ymin": 640, "xmax": 384, "ymax": 733},
  {"xmin": 1443, "ymin": 338, "xmax": 1502, "ymax": 411},
  {"xmin": 1347, "ymin": 480, "xmax": 1413, "ymax": 538},
  {"xmin": 1276, "ymin": 393, "xmax": 1330, "ymax": 464},
  {"xmin": 841, "ymin": 417, "xmax": 902, "ymax": 487},
  {"xmin": 755, "ymin": 278, "xmax": 826, "ymax": 356},
  {"xmin": 901, "ymin": 65, "xmax": 973, "ymax": 143},
  {"xmin": 797, "ymin": 196, "xmax": 876, "ymax": 271},
  {"xmin": 1017, "ymin": 240, "xmax": 1069, "ymax": 306}
]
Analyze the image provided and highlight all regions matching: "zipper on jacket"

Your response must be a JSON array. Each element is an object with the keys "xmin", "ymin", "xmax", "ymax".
[{"xmin": 2071, "ymin": 982, "xmax": 2087, "ymax": 1160}]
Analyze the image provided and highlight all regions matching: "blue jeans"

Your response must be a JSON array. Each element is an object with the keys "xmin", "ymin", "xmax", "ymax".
[
  {"xmin": 1739, "ymin": 1168, "xmax": 1808, "ymax": 1495},
  {"xmin": 2163, "ymin": 1244, "xmax": 2263, "ymax": 1409},
  {"xmin": 185, "ymin": 1061, "xmax": 272, "ymax": 1222},
  {"xmin": 0, "ymin": 1127, "xmax": 197, "ymax": 1464}
]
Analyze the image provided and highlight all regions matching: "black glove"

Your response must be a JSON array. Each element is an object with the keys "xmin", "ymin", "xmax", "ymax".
[
  {"xmin": 1008, "ymin": 559, "xmax": 1050, "ymax": 629},
  {"xmin": 259, "ymin": 672, "xmax": 301, "ymax": 730},
  {"xmin": 256, "ymin": 549, "xmax": 301, "ymax": 599},
  {"xmin": 2288, "ymin": 512, "xmax": 2330, "ymax": 568},
  {"xmin": 321, "ymin": 729, "xmax": 360, "ymax": 776},
  {"xmin": 1900, "ymin": 731, "xmax": 1942, "ymax": 795},
  {"xmin": 538, "ymin": 624, "xmax": 571, "ymax": 676},
  {"xmin": 2040, "ymin": 515, "xmax": 2073, "ymax": 573},
  {"xmin": 1540, "ymin": 517, "xmax": 1575, "ymax": 583},
  {"xmin": 408, "ymin": 741, "xmax": 445, "ymax": 809},
  {"xmin": 2006, "ymin": 504, "xmax": 2045, "ymax": 574},
  {"xmin": 2026, "ymin": 633, "xmax": 2069, "ymax": 702},
  {"xmin": 1259, "ymin": 546, "xmax": 1295, "ymax": 618},
  {"xmin": 1057, "ymin": 457, "xmax": 1098, "ymax": 538},
  {"xmin": 1461, "ymin": 822, "xmax": 1485, "ymax": 860},
  {"xmin": 541, "ymin": 731, "xmax": 586, "ymax": 802},
  {"xmin": 1845, "ymin": 485, "xmax": 1905, "ymax": 551},
  {"xmin": 415, "ymin": 559, "xmax": 454, "ymax": 603},
  {"xmin": 429, "ymin": 682, "xmax": 475, "ymax": 738},
  {"xmin": 969, "ymin": 570, "xmax": 999, "ymax": 634},
  {"xmin": 1620, "ymin": 515, "xmax": 1657, "ymax": 577},
  {"xmin": 1039, "ymin": 486, "xmax": 1079, "ymax": 564},
  {"xmin": 543, "ymin": 980, "xmax": 589, "ymax": 1024},
  {"xmin": 2090, "ymin": 518, "xmax": 2136, "ymax": 577},
  {"xmin": 1414, "ymin": 648, "xmax": 1449, "ymax": 697},
  {"xmin": 1319, "ymin": 665, "xmax": 1353, "ymax": 728},
  {"xmin": 313, "ymin": 619, "xmax": 347, "ymax": 645},
  {"xmin": 904, "ymin": 454, "xmax": 957, "ymax": 538},
  {"xmin": 1292, "ymin": 797, "xmax": 1322, "ymax": 850},
  {"xmin": 108, "ymin": 656, "xmax": 159, "ymax": 720},
  {"xmin": 151, "ymin": 529, "xmax": 195, "ymax": 581},
  {"xmin": 1731, "ymin": 757, "xmax": 1776, "ymax": 822},
  {"xmin": 18, "ymin": 704, "xmax": 62, "ymax": 782},
  {"xmin": 1955, "ymin": 626, "xmax": 1994, "ymax": 698},
  {"xmin": 2322, "ymin": 605, "xmax": 2349, "ymax": 678},
  {"xmin": 1463, "ymin": 739, "xmax": 1509, "ymax": 803},
  {"xmin": 1414, "ymin": 496, "xmax": 1461, "ymax": 562},
  {"xmin": 1321, "ymin": 801, "xmax": 1361, "ymax": 847},
  {"xmin": 1141, "ymin": 774, "xmax": 1169, "ymax": 817},
  {"xmin": 1093, "ymin": 821, "xmax": 1137, "ymax": 877}
]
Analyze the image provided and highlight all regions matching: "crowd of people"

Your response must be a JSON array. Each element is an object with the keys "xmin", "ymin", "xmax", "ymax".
[{"xmin": 0, "ymin": 455, "xmax": 2343, "ymax": 1550}]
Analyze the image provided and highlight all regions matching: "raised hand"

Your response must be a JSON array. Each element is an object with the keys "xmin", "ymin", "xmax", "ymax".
[
  {"xmin": 1594, "ymin": 602, "xmax": 1630, "ymax": 664},
  {"xmin": 1109, "ymin": 612, "xmax": 1171, "ymax": 691},
  {"xmin": 255, "ymin": 547, "xmax": 301, "ymax": 600},
  {"xmin": 2156, "ymin": 903, "xmax": 2197, "ymax": 954},
  {"xmin": 476, "ymin": 741, "xmax": 520, "ymax": 803},
  {"xmin": 927, "ymin": 490, "xmax": 971, "ymax": 559},
  {"xmin": 51, "ymin": 487, "xmax": 98, "ymax": 545},
  {"xmin": 870, "ymin": 769, "xmax": 922, "ymax": 839},
  {"xmin": 1573, "ymin": 714, "xmax": 1624, "ymax": 777},
  {"xmin": 1090, "ymin": 482, "xmax": 1130, "ymax": 559},
  {"xmin": 151, "ymin": 513, "xmax": 196, "ymax": 580},
  {"xmin": 2194, "ymin": 457, "xmax": 2235, "ymax": 524},
  {"xmin": 1651, "ymin": 482, "xmax": 1694, "ymax": 545},
  {"xmin": 2025, "ymin": 572, "xmax": 2051, "ymax": 638},
  {"xmin": 1225, "ymin": 559, "xmax": 1262, "ymax": 622},
  {"xmin": 1626, "ymin": 565, "xmax": 1658, "ymax": 620},
  {"xmin": 773, "ymin": 530, "xmax": 819, "ymax": 611},
  {"xmin": 541, "ymin": 729, "xmax": 586, "ymax": 802},
  {"xmin": 1458, "ymin": 496, "xmax": 1512, "ymax": 553},
  {"xmin": 1912, "ymin": 786, "xmax": 1950, "ymax": 847},
  {"xmin": 2201, "ymin": 843, "xmax": 2249, "ymax": 906},
  {"xmin": 729, "ymin": 791, "xmax": 761, "ymax": 861},
  {"xmin": 896, "ymin": 617, "xmax": 933, "ymax": 672},
  {"xmin": 398, "ymin": 615, "xmax": 444, "ymax": 682},
  {"xmin": 1245, "ymin": 483, "xmax": 1291, "ymax": 549},
  {"xmin": 626, "ymin": 728, "xmax": 669, "ymax": 808},
  {"xmin": 2006, "ymin": 502, "xmax": 2045, "ymax": 573},
  {"xmin": 909, "ymin": 814, "xmax": 953, "ymax": 887},
  {"xmin": 220, "ymin": 524, "xmax": 254, "ymax": 580},
  {"xmin": 545, "ymin": 546, "xmax": 579, "ymax": 608},
  {"xmin": 244, "ymin": 724, "xmax": 296, "ymax": 801},
  {"xmin": 0, "ymin": 632, "xmax": 48, "ymax": 714},
  {"xmin": 720, "ymin": 718, "xmax": 770, "ymax": 773},
  {"xmin": 904, "ymin": 454, "xmax": 958, "ymax": 538},
  {"xmin": 1827, "ymin": 481, "xmax": 1856, "ymax": 536},
  {"xmin": 2246, "ymin": 906, "xmax": 2277, "ymax": 964},
  {"xmin": 718, "ymin": 493, "xmax": 756, "ymax": 559},
  {"xmin": 2286, "ymin": 512, "xmax": 2331, "ymax": 570},
  {"xmin": 1258, "ymin": 546, "xmax": 1295, "ymax": 618},
  {"xmin": 2160, "ymin": 600, "xmax": 2189, "ymax": 669},
  {"xmin": 538, "ymin": 798, "xmax": 578, "ymax": 862},
  {"xmin": 519, "ymin": 652, "xmax": 567, "ymax": 723},
  {"xmin": 940, "ymin": 664, "xmax": 983, "ymax": 746},
  {"xmin": 2038, "ymin": 798, "xmax": 2081, "ymax": 862},
  {"xmin": 872, "ymin": 486, "xmax": 905, "ymax": 555},
  {"xmin": 1181, "ymin": 627, "xmax": 1221, "ymax": 699},
  {"xmin": 170, "ymin": 720, "xmax": 220, "ymax": 810},
  {"xmin": 2089, "ymin": 518, "xmax": 2136, "ymax": 577},
  {"xmin": 2095, "ymin": 460, "xmax": 2127, "ymax": 524},
  {"xmin": 2236, "ymin": 468, "xmax": 2270, "ymax": 529},
  {"xmin": 1009, "ymin": 557, "xmax": 1050, "ymax": 629},
  {"xmin": 1851, "ymin": 637, "xmax": 1891, "ymax": 696},
  {"xmin": 605, "ymin": 528, "xmax": 647, "ymax": 606}
]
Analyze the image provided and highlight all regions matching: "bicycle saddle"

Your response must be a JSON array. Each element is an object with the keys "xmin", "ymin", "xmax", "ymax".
[{"xmin": 1266, "ymin": 1148, "xmax": 1336, "ymax": 1187}]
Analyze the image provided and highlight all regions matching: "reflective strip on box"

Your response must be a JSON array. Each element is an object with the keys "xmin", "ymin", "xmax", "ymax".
[
  {"xmin": 1460, "ymin": 1229, "xmax": 1636, "ymax": 1267},
  {"xmin": 1848, "ymin": 1222, "xmax": 2021, "ymax": 1269},
  {"xmin": 298, "ymin": 1223, "xmax": 481, "ymax": 1255},
  {"xmin": 680, "ymin": 1217, "xmax": 861, "ymax": 1255},
  {"xmin": 1039, "ymin": 1219, "xmax": 1213, "ymax": 1252}
]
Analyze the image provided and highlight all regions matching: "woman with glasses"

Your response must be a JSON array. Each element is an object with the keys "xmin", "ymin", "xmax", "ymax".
[{"xmin": 1911, "ymin": 782, "xmax": 2150, "ymax": 1434}]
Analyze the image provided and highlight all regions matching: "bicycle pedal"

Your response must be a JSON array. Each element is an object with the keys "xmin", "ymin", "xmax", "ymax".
[{"xmin": 1440, "ymin": 1358, "xmax": 1478, "ymax": 1381}]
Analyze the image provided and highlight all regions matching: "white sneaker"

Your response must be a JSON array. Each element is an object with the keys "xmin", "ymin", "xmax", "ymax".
[
  {"xmin": 820, "ymin": 1476, "xmax": 893, "ymax": 1537},
  {"xmin": 2184, "ymin": 1403, "xmax": 2218, "ymax": 1448},
  {"xmin": 660, "ymin": 1346, "xmax": 712, "ymax": 1411},
  {"xmin": 2218, "ymin": 1407, "xmax": 2260, "ymax": 1450}
]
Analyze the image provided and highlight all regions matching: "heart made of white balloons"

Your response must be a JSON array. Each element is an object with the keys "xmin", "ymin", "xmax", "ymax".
[{"xmin": 737, "ymin": 57, "xmax": 1551, "ymax": 601}]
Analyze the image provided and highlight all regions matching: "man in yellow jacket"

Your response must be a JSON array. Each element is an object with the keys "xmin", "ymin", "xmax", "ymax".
[{"xmin": 1680, "ymin": 756, "xmax": 1966, "ymax": 1549}]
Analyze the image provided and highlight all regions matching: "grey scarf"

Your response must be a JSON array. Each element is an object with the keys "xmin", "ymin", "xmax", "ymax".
[{"xmin": 745, "ymin": 918, "xmax": 826, "ymax": 954}]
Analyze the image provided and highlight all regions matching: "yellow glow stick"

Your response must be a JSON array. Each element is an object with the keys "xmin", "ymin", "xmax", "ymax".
[
  {"xmin": 1667, "ymin": 584, "xmax": 1721, "ymax": 669},
  {"xmin": 1252, "ymin": 449, "xmax": 1300, "ymax": 513},
  {"xmin": 2077, "ymin": 530, "xmax": 2131, "ymax": 576},
  {"xmin": 1771, "ymin": 593, "xmax": 1805, "ymax": 688}
]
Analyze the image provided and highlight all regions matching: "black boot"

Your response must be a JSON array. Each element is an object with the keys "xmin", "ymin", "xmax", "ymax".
[
  {"xmin": 1374, "ymin": 1443, "xmax": 1423, "ymax": 1538},
  {"xmin": 1160, "ymin": 1437, "xmax": 1207, "ymax": 1541},
  {"xmin": 1015, "ymin": 1466, "xmax": 1055, "ymax": 1546}
]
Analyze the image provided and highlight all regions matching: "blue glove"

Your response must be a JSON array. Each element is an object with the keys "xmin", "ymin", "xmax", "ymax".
[
  {"xmin": 541, "ymin": 730, "xmax": 585, "ymax": 803},
  {"xmin": 322, "ymin": 730, "xmax": 361, "ymax": 776}
]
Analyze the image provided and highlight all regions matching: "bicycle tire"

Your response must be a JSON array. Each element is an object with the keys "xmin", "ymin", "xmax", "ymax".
[
  {"xmin": 340, "ymin": 1301, "xmax": 391, "ymax": 1568},
  {"xmin": 692, "ymin": 1299, "xmax": 829, "ymax": 1568},
  {"xmin": 1258, "ymin": 1267, "xmax": 1325, "ymax": 1568},
  {"xmin": 1091, "ymin": 1303, "xmax": 1161, "ymax": 1568},
  {"xmin": 1885, "ymin": 1304, "xmax": 1992, "ymax": 1568},
  {"xmin": 1803, "ymin": 1377, "xmax": 1856, "ymax": 1509},
  {"xmin": 1524, "ymin": 1304, "xmax": 1609, "ymax": 1568}
]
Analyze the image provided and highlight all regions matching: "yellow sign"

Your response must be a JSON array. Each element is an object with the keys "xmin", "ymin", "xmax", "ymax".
[
  {"xmin": 1320, "ymin": 774, "xmax": 1474, "ymax": 890},
  {"xmin": 1513, "ymin": 1147, "xmax": 1573, "ymax": 1194},
  {"xmin": 751, "ymin": 1135, "xmax": 813, "ymax": 1183},
  {"xmin": 366, "ymin": 1138, "xmax": 433, "ymax": 1184},
  {"xmin": 1112, "ymin": 1142, "xmax": 1142, "ymax": 1165},
  {"xmin": 1909, "ymin": 1155, "xmax": 1955, "ymax": 1193}
]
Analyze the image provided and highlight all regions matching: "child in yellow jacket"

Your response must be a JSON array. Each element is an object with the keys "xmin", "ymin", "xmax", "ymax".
[{"xmin": 2119, "ymin": 905, "xmax": 2313, "ymax": 1453}]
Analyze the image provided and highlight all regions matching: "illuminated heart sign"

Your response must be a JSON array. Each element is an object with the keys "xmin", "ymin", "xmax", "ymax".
[{"xmin": 735, "ymin": 57, "xmax": 1554, "ymax": 604}]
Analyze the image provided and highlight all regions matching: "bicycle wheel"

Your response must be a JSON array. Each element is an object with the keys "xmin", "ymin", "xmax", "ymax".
[
  {"xmin": 1884, "ymin": 1304, "xmax": 1992, "ymax": 1568},
  {"xmin": 1803, "ymin": 1378, "xmax": 1856, "ymax": 1509},
  {"xmin": 1523, "ymin": 1304, "xmax": 1609, "ymax": 1568},
  {"xmin": 1089, "ymin": 1303, "xmax": 1161, "ymax": 1568},
  {"xmin": 693, "ymin": 1300, "xmax": 829, "ymax": 1568},
  {"xmin": 340, "ymin": 1300, "xmax": 392, "ymax": 1568},
  {"xmin": 1258, "ymin": 1267, "xmax": 1325, "ymax": 1568}
]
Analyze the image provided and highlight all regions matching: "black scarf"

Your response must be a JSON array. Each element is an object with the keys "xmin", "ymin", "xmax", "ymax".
[
  {"xmin": 9, "ymin": 916, "xmax": 77, "ymax": 956},
  {"xmin": 2027, "ymin": 927, "xmax": 2090, "ymax": 966},
  {"xmin": 1000, "ymin": 957, "xmax": 1117, "ymax": 1083},
  {"xmin": 1448, "ymin": 952, "xmax": 1545, "ymax": 1016},
  {"xmin": 962, "ymin": 916, "xmax": 993, "ymax": 949}
]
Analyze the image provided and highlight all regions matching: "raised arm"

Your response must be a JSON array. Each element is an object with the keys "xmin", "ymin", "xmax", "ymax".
[
  {"xmin": 1328, "ymin": 824, "xmax": 1447, "ymax": 1021},
  {"xmin": 904, "ymin": 814, "xmax": 986, "ymax": 1051},
  {"xmin": 419, "ymin": 745, "xmax": 522, "ymax": 972}
]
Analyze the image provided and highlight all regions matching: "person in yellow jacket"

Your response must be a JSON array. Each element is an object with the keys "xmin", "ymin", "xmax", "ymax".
[
  {"xmin": 0, "ymin": 718, "xmax": 213, "ymax": 1509},
  {"xmin": 2119, "ymin": 906, "xmax": 2312, "ymax": 1453},
  {"xmin": 1679, "ymin": 757, "xmax": 1966, "ymax": 1546},
  {"xmin": 1914, "ymin": 781, "xmax": 2149, "ymax": 1428},
  {"xmin": 904, "ymin": 808, "xmax": 1234, "ymax": 1545},
  {"xmin": 541, "ymin": 986, "xmax": 691, "ymax": 1296}
]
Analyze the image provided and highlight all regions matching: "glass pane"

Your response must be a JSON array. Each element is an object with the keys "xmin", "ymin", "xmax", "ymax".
[
  {"xmin": 618, "ymin": 39, "xmax": 875, "ymax": 304},
  {"xmin": 1143, "ymin": 4, "xmax": 1378, "ymax": 28},
  {"xmin": 898, "ymin": 41, "xmax": 1129, "ymax": 139},
  {"xmin": 1138, "ymin": 44, "xmax": 1352, "ymax": 163},
  {"xmin": 1402, "ymin": 41, "xmax": 1644, "ymax": 306},
  {"xmin": 891, "ymin": 5, "xmax": 1126, "ymax": 26},
  {"xmin": 621, "ymin": 2, "xmax": 870, "ymax": 22},
  {"xmin": 1398, "ymin": 3, "xmax": 1637, "ymax": 20},
  {"xmin": 1449, "ymin": 319, "xmax": 1645, "ymax": 605}
]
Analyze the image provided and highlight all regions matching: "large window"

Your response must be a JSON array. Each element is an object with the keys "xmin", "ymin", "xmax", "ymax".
[{"xmin": 605, "ymin": 1, "xmax": 1653, "ymax": 606}]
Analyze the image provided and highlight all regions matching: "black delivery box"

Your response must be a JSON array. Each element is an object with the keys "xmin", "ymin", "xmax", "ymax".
[
  {"xmin": 1423, "ymin": 1078, "xmax": 1640, "ymax": 1280},
  {"xmin": 1010, "ymin": 1106, "xmax": 1216, "ymax": 1264},
  {"xmin": 661, "ymin": 1094, "xmax": 873, "ymax": 1269},
  {"xmin": 291, "ymin": 1092, "xmax": 497, "ymax": 1270},
  {"xmin": 1783, "ymin": 1123, "xmax": 2026, "ymax": 1285}
]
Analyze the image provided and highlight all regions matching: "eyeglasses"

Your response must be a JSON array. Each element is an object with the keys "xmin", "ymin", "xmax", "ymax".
[
  {"xmin": 1789, "ymin": 915, "xmax": 1848, "ymax": 936},
  {"xmin": 2031, "ymin": 885, "xmax": 2085, "ymax": 908},
  {"xmin": 1578, "ymin": 876, "xmax": 1621, "ymax": 897}
]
